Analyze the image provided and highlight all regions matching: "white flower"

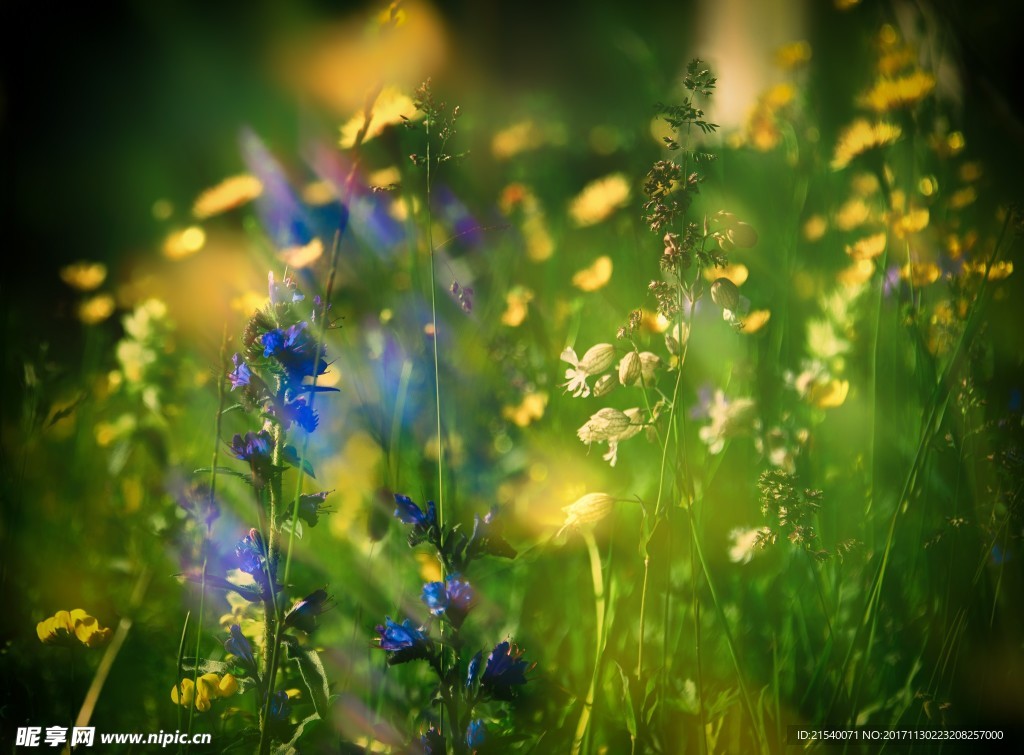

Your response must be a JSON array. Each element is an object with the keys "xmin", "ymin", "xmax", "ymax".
[
  {"xmin": 699, "ymin": 390, "xmax": 758, "ymax": 454},
  {"xmin": 558, "ymin": 492, "xmax": 616, "ymax": 536},
  {"xmin": 560, "ymin": 344, "xmax": 616, "ymax": 397}
]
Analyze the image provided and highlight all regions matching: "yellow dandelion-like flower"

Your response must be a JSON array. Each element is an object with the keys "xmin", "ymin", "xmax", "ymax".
[
  {"xmin": 280, "ymin": 238, "xmax": 324, "ymax": 269},
  {"xmin": 878, "ymin": 45, "xmax": 917, "ymax": 76},
  {"xmin": 891, "ymin": 207, "xmax": 929, "ymax": 238},
  {"xmin": 962, "ymin": 259, "xmax": 1013, "ymax": 281},
  {"xmin": 858, "ymin": 70, "xmax": 935, "ymax": 113},
  {"xmin": 569, "ymin": 173, "xmax": 630, "ymax": 227},
  {"xmin": 59, "ymin": 262, "xmax": 107, "ymax": 291},
  {"xmin": 832, "ymin": 119, "xmax": 902, "ymax": 170},
  {"xmin": 37, "ymin": 609, "xmax": 111, "ymax": 648},
  {"xmin": 948, "ymin": 186, "xmax": 977, "ymax": 210},
  {"xmin": 502, "ymin": 391, "xmax": 548, "ymax": 428},
  {"xmin": 163, "ymin": 226, "xmax": 206, "ymax": 260},
  {"xmin": 902, "ymin": 261, "xmax": 942, "ymax": 287},
  {"xmin": 338, "ymin": 87, "xmax": 419, "ymax": 149},
  {"xmin": 172, "ymin": 673, "xmax": 239, "ymax": 712},
  {"xmin": 77, "ymin": 294, "xmax": 116, "ymax": 325},
  {"xmin": 703, "ymin": 263, "xmax": 749, "ymax": 287},
  {"xmin": 837, "ymin": 258, "xmax": 876, "ymax": 287},
  {"xmin": 741, "ymin": 309, "xmax": 772, "ymax": 334},
  {"xmin": 572, "ymin": 255, "xmax": 613, "ymax": 292},
  {"xmin": 846, "ymin": 232, "xmax": 887, "ymax": 261},
  {"xmin": 192, "ymin": 174, "xmax": 263, "ymax": 219},
  {"xmin": 803, "ymin": 215, "xmax": 828, "ymax": 241},
  {"xmin": 835, "ymin": 197, "xmax": 873, "ymax": 231},
  {"xmin": 775, "ymin": 41, "xmax": 811, "ymax": 70},
  {"xmin": 501, "ymin": 287, "xmax": 534, "ymax": 327},
  {"xmin": 808, "ymin": 378, "xmax": 850, "ymax": 409},
  {"xmin": 491, "ymin": 120, "xmax": 546, "ymax": 160}
]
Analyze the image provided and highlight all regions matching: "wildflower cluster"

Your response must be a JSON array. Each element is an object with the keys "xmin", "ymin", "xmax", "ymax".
[
  {"xmin": 375, "ymin": 493, "xmax": 530, "ymax": 753},
  {"xmin": 37, "ymin": 609, "xmax": 111, "ymax": 649},
  {"xmin": 755, "ymin": 470, "xmax": 857, "ymax": 561},
  {"xmin": 176, "ymin": 272, "xmax": 338, "ymax": 750}
]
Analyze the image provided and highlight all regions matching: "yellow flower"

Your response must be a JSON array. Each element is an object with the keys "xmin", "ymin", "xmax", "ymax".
[
  {"xmin": 808, "ymin": 378, "xmax": 850, "ymax": 409},
  {"xmin": 832, "ymin": 119, "xmax": 902, "ymax": 170},
  {"xmin": 572, "ymin": 256, "xmax": 613, "ymax": 292},
  {"xmin": 280, "ymin": 238, "xmax": 324, "ymax": 269},
  {"xmin": 858, "ymin": 71, "xmax": 935, "ymax": 112},
  {"xmin": 59, "ymin": 262, "xmax": 107, "ymax": 291},
  {"xmin": 835, "ymin": 198, "xmax": 873, "ymax": 231},
  {"xmin": 502, "ymin": 392, "xmax": 548, "ymax": 428},
  {"xmin": 845, "ymin": 232, "xmax": 887, "ymax": 261},
  {"xmin": 163, "ymin": 226, "xmax": 206, "ymax": 260},
  {"xmin": 568, "ymin": 173, "xmax": 630, "ymax": 227},
  {"xmin": 501, "ymin": 287, "xmax": 534, "ymax": 327},
  {"xmin": 948, "ymin": 186, "xmax": 977, "ymax": 210},
  {"xmin": 77, "ymin": 295, "xmax": 116, "ymax": 325},
  {"xmin": 775, "ymin": 41, "xmax": 811, "ymax": 70},
  {"xmin": 803, "ymin": 215, "xmax": 828, "ymax": 242},
  {"xmin": 901, "ymin": 261, "xmax": 942, "ymax": 287},
  {"xmin": 491, "ymin": 120, "xmax": 546, "ymax": 160},
  {"xmin": 192, "ymin": 174, "xmax": 263, "ymax": 219},
  {"xmin": 740, "ymin": 309, "xmax": 772, "ymax": 334},
  {"xmin": 338, "ymin": 87, "xmax": 419, "ymax": 149},
  {"xmin": 702, "ymin": 263, "xmax": 749, "ymax": 287},
  {"xmin": 37, "ymin": 609, "xmax": 112, "ymax": 648},
  {"xmin": 172, "ymin": 673, "xmax": 239, "ymax": 712}
]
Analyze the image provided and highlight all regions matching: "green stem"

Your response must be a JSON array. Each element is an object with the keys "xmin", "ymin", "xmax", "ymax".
[
  {"xmin": 572, "ymin": 530, "xmax": 606, "ymax": 755},
  {"xmin": 425, "ymin": 114, "xmax": 445, "ymax": 535}
]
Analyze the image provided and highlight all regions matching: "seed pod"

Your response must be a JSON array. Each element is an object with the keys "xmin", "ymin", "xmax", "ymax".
[
  {"xmin": 579, "ymin": 343, "xmax": 616, "ymax": 374},
  {"xmin": 711, "ymin": 278, "xmax": 741, "ymax": 311},
  {"xmin": 639, "ymin": 352, "xmax": 661, "ymax": 384},
  {"xmin": 618, "ymin": 351, "xmax": 641, "ymax": 386},
  {"xmin": 728, "ymin": 222, "xmax": 758, "ymax": 248},
  {"xmin": 593, "ymin": 373, "xmax": 616, "ymax": 397},
  {"xmin": 577, "ymin": 408, "xmax": 632, "ymax": 444},
  {"xmin": 717, "ymin": 234, "xmax": 735, "ymax": 253}
]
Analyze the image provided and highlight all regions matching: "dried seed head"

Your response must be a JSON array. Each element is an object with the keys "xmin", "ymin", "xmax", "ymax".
[
  {"xmin": 593, "ymin": 373, "xmax": 616, "ymax": 397},
  {"xmin": 618, "ymin": 351, "xmax": 641, "ymax": 386},
  {"xmin": 579, "ymin": 343, "xmax": 616, "ymax": 375},
  {"xmin": 711, "ymin": 278, "xmax": 741, "ymax": 311},
  {"xmin": 728, "ymin": 222, "xmax": 758, "ymax": 248}
]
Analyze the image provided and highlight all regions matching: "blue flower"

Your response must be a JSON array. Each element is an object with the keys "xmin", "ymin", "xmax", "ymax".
[
  {"xmin": 261, "ymin": 322, "xmax": 329, "ymax": 384},
  {"xmin": 228, "ymin": 353, "xmax": 251, "ymax": 390},
  {"xmin": 280, "ymin": 395, "xmax": 319, "ymax": 433},
  {"xmin": 482, "ymin": 640, "xmax": 531, "ymax": 700},
  {"xmin": 235, "ymin": 529, "xmax": 268, "ymax": 581},
  {"xmin": 393, "ymin": 494, "xmax": 437, "ymax": 529},
  {"xmin": 374, "ymin": 617, "xmax": 431, "ymax": 665},
  {"xmin": 466, "ymin": 650, "xmax": 483, "ymax": 691},
  {"xmin": 266, "ymin": 689, "xmax": 291, "ymax": 720},
  {"xmin": 224, "ymin": 624, "xmax": 256, "ymax": 674},
  {"xmin": 421, "ymin": 576, "xmax": 474, "ymax": 627},
  {"xmin": 465, "ymin": 719, "xmax": 486, "ymax": 750}
]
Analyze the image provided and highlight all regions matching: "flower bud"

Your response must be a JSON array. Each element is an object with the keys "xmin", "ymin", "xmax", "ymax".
[
  {"xmin": 618, "ymin": 351, "xmax": 641, "ymax": 386},
  {"xmin": 728, "ymin": 222, "xmax": 758, "ymax": 249},
  {"xmin": 717, "ymin": 234, "xmax": 735, "ymax": 253},
  {"xmin": 579, "ymin": 343, "xmax": 616, "ymax": 375},
  {"xmin": 593, "ymin": 373, "xmax": 616, "ymax": 397},
  {"xmin": 562, "ymin": 493, "xmax": 615, "ymax": 527},
  {"xmin": 711, "ymin": 278, "xmax": 741, "ymax": 311}
]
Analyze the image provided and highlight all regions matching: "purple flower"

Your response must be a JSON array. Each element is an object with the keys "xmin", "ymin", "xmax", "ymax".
[
  {"xmin": 283, "ymin": 395, "xmax": 319, "ymax": 433},
  {"xmin": 465, "ymin": 720, "xmax": 486, "ymax": 749},
  {"xmin": 229, "ymin": 430, "xmax": 274, "ymax": 463},
  {"xmin": 466, "ymin": 650, "xmax": 483, "ymax": 691},
  {"xmin": 228, "ymin": 353, "xmax": 251, "ymax": 389},
  {"xmin": 482, "ymin": 640, "xmax": 531, "ymax": 700},
  {"xmin": 394, "ymin": 494, "xmax": 437, "ymax": 529}
]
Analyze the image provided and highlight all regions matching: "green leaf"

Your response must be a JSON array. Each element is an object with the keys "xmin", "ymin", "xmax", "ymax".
[
  {"xmin": 616, "ymin": 663, "xmax": 637, "ymax": 738},
  {"xmin": 281, "ymin": 445, "xmax": 316, "ymax": 478},
  {"xmin": 193, "ymin": 466, "xmax": 253, "ymax": 483},
  {"xmin": 273, "ymin": 713, "xmax": 320, "ymax": 755},
  {"xmin": 282, "ymin": 636, "xmax": 331, "ymax": 719}
]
